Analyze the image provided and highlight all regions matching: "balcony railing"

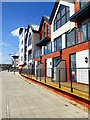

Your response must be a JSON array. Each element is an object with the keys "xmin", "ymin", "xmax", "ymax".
[
  {"xmin": 66, "ymin": 22, "xmax": 90, "ymax": 48},
  {"xmin": 34, "ymin": 48, "xmax": 42, "ymax": 58},
  {"xmin": 44, "ymin": 37, "xmax": 62, "ymax": 55}
]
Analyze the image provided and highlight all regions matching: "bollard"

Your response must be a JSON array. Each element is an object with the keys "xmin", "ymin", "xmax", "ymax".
[
  {"xmin": 59, "ymin": 69, "xmax": 61, "ymax": 88},
  {"xmin": 45, "ymin": 68, "xmax": 46, "ymax": 83},
  {"xmin": 70, "ymin": 68, "xmax": 73, "ymax": 93},
  {"xmin": 36, "ymin": 69, "xmax": 37, "ymax": 80}
]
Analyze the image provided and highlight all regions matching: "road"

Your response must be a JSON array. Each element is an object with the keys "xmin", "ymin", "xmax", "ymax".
[{"xmin": 1, "ymin": 71, "xmax": 89, "ymax": 118}]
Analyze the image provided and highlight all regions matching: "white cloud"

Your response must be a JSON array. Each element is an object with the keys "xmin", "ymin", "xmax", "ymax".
[
  {"xmin": 11, "ymin": 28, "xmax": 20, "ymax": 37},
  {"xmin": 0, "ymin": 42, "xmax": 11, "ymax": 47}
]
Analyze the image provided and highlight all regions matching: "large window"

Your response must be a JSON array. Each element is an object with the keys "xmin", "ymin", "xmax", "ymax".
[
  {"xmin": 54, "ymin": 36, "xmax": 62, "ymax": 51},
  {"xmin": 54, "ymin": 5, "xmax": 70, "ymax": 31},
  {"xmin": 44, "ymin": 23, "xmax": 46, "ymax": 38},
  {"xmin": 47, "ymin": 25, "xmax": 49, "ymax": 37},
  {"xmin": 28, "ymin": 32, "xmax": 32, "ymax": 46}
]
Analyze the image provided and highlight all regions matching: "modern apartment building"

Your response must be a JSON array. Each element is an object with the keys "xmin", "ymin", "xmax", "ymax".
[
  {"xmin": 69, "ymin": 1, "xmax": 90, "ymax": 84},
  {"xmin": 33, "ymin": 15, "xmax": 51, "ymax": 75},
  {"xmin": 19, "ymin": 28, "xmax": 27, "ymax": 69},
  {"xmin": 26, "ymin": 24, "xmax": 39, "ymax": 68},
  {"xmin": 19, "ymin": 0, "xmax": 90, "ymax": 84},
  {"xmin": 33, "ymin": 1, "xmax": 90, "ymax": 84}
]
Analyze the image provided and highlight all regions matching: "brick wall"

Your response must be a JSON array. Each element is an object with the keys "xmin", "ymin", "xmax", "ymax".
[{"xmin": 33, "ymin": 41, "xmax": 89, "ymax": 81}]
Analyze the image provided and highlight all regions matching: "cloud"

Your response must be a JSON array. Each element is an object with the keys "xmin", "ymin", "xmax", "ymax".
[
  {"xmin": 0, "ymin": 42, "xmax": 11, "ymax": 47},
  {"xmin": 11, "ymin": 28, "xmax": 20, "ymax": 37}
]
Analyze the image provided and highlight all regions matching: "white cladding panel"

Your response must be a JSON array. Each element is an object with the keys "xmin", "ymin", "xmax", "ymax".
[
  {"xmin": 47, "ymin": 58, "xmax": 52, "ymax": 77},
  {"xmin": 62, "ymin": 34, "xmax": 66, "ymax": 49},
  {"xmin": 35, "ymin": 61, "xmax": 37, "ymax": 75},
  {"xmin": 76, "ymin": 50, "xmax": 89, "ymax": 84}
]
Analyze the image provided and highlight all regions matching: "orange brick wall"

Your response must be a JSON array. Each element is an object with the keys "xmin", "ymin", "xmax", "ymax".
[{"xmin": 33, "ymin": 41, "xmax": 89, "ymax": 81}]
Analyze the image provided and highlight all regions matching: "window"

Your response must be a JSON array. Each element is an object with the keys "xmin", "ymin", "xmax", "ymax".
[
  {"xmin": 21, "ymin": 56, "xmax": 23, "ymax": 61},
  {"xmin": 44, "ymin": 46, "xmax": 47, "ymax": 55},
  {"xmin": 54, "ymin": 36, "xmax": 62, "ymax": 51},
  {"xmin": 47, "ymin": 42, "xmax": 52, "ymax": 54},
  {"xmin": 88, "ymin": 22, "xmax": 90, "ymax": 40},
  {"xmin": 81, "ymin": 24, "xmax": 87, "ymax": 42},
  {"xmin": 80, "ymin": 0, "xmax": 88, "ymax": 9},
  {"xmin": 21, "ymin": 40, "xmax": 23, "ymax": 45},
  {"xmin": 57, "ymin": 37, "xmax": 62, "ymax": 51},
  {"xmin": 28, "ymin": 32, "xmax": 32, "ymax": 46},
  {"xmin": 54, "ymin": 5, "xmax": 70, "ymax": 31},
  {"xmin": 47, "ymin": 25, "xmax": 49, "ymax": 37},
  {"xmin": 21, "ymin": 48, "xmax": 23, "ymax": 53},
  {"xmin": 44, "ymin": 23, "xmax": 46, "ymax": 37}
]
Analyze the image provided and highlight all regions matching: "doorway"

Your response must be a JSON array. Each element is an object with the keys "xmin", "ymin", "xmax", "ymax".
[{"xmin": 70, "ymin": 54, "xmax": 76, "ymax": 82}]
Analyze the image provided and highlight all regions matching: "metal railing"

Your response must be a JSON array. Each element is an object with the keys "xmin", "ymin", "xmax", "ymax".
[{"xmin": 21, "ymin": 68, "xmax": 90, "ymax": 98}]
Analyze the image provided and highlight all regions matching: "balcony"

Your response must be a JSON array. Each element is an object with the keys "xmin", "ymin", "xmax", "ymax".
[
  {"xmin": 66, "ymin": 21, "xmax": 90, "ymax": 48},
  {"xmin": 36, "ymin": 37, "xmax": 50, "ymax": 47},
  {"xmin": 34, "ymin": 48, "xmax": 42, "ymax": 58},
  {"xmin": 70, "ymin": 2, "xmax": 90, "ymax": 22},
  {"xmin": 44, "ymin": 36, "xmax": 62, "ymax": 55}
]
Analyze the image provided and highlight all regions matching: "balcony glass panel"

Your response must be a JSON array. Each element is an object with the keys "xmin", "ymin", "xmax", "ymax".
[{"xmin": 66, "ymin": 29, "xmax": 76, "ymax": 47}]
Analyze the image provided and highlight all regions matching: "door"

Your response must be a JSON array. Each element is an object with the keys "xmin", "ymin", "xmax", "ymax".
[{"xmin": 70, "ymin": 54, "xmax": 76, "ymax": 82}]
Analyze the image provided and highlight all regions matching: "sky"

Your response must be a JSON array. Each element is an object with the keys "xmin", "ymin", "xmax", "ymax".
[{"xmin": 1, "ymin": 2, "xmax": 54, "ymax": 64}]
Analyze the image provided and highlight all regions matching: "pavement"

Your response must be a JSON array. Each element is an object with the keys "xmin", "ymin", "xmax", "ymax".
[{"xmin": 1, "ymin": 71, "xmax": 89, "ymax": 118}]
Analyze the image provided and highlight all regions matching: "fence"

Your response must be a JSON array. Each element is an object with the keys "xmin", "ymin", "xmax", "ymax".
[{"xmin": 21, "ymin": 67, "xmax": 90, "ymax": 98}]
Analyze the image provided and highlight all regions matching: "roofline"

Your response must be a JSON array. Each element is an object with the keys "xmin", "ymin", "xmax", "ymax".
[
  {"xmin": 49, "ymin": 1, "xmax": 59, "ymax": 24},
  {"xmin": 39, "ymin": 16, "xmax": 50, "ymax": 32}
]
